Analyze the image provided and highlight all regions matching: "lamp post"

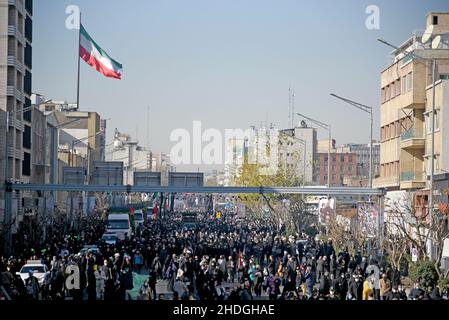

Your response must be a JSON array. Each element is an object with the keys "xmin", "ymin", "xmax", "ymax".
[
  {"xmin": 297, "ymin": 113, "xmax": 332, "ymax": 188},
  {"xmin": 330, "ymin": 93, "xmax": 374, "ymax": 188},
  {"xmin": 377, "ymin": 36, "xmax": 449, "ymax": 260}
]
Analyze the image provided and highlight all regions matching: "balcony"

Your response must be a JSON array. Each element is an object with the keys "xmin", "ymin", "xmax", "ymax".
[
  {"xmin": 7, "ymin": 25, "xmax": 25, "ymax": 44},
  {"xmin": 15, "ymin": 89, "xmax": 24, "ymax": 102},
  {"xmin": 400, "ymin": 171, "xmax": 426, "ymax": 190},
  {"xmin": 8, "ymin": 115, "xmax": 24, "ymax": 132},
  {"xmin": 7, "ymin": 56, "xmax": 23, "ymax": 73},
  {"xmin": 6, "ymin": 86, "xmax": 15, "ymax": 96},
  {"xmin": 373, "ymin": 175, "xmax": 399, "ymax": 189},
  {"xmin": 400, "ymin": 129, "xmax": 425, "ymax": 150},
  {"xmin": 8, "ymin": 0, "xmax": 25, "ymax": 15},
  {"xmin": 6, "ymin": 147, "xmax": 23, "ymax": 160}
]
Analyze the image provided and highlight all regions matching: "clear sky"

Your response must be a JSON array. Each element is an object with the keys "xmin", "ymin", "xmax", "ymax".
[{"xmin": 33, "ymin": 0, "xmax": 449, "ymax": 170}]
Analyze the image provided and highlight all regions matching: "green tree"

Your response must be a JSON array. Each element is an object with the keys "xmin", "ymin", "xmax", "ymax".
[{"xmin": 409, "ymin": 260, "xmax": 439, "ymax": 288}]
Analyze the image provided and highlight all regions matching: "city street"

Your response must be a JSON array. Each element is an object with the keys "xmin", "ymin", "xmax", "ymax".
[{"xmin": 1, "ymin": 0, "xmax": 449, "ymax": 305}]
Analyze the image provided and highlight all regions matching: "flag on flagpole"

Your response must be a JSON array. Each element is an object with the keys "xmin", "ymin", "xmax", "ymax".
[{"xmin": 79, "ymin": 24, "xmax": 123, "ymax": 79}]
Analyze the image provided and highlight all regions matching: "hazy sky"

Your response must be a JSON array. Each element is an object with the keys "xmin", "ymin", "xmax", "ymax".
[{"xmin": 32, "ymin": 0, "xmax": 449, "ymax": 170}]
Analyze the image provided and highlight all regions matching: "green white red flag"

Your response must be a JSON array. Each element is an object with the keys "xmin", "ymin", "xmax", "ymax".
[{"xmin": 79, "ymin": 24, "xmax": 123, "ymax": 79}]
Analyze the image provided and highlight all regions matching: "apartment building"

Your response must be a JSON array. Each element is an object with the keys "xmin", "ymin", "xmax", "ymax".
[
  {"xmin": 374, "ymin": 12, "xmax": 449, "ymax": 192},
  {"xmin": 0, "ymin": 0, "xmax": 33, "ymax": 182},
  {"xmin": 316, "ymin": 146, "xmax": 357, "ymax": 187}
]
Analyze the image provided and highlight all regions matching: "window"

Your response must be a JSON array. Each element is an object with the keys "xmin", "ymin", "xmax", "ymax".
[
  {"xmin": 406, "ymin": 72, "xmax": 413, "ymax": 92},
  {"xmin": 24, "ymin": 98, "xmax": 31, "ymax": 122},
  {"xmin": 440, "ymin": 74, "xmax": 449, "ymax": 80},
  {"xmin": 25, "ymin": 16, "xmax": 32, "ymax": 42},
  {"xmin": 426, "ymin": 111, "xmax": 440, "ymax": 133},
  {"xmin": 332, "ymin": 175, "xmax": 336, "ymax": 181},
  {"xmin": 386, "ymin": 86, "xmax": 390, "ymax": 101},
  {"xmin": 381, "ymin": 88, "xmax": 385, "ymax": 103},
  {"xmin": 402, "ymin": 76, "xmax": 407, "ymax": 93},
  {"xmin": 435, "ymin": 110, "xmax": 440, "ymax": 131},
  {"xmin": 24, "ymin": 71, "xmax": 32, "ymax": 95},
  {"xmin": 433, "ymin": 16, "xmax": 438, "ymax": 25},
  {"xmin": 25, "ymin": 0, "xmax": 33, "ymax": 15},
  {"xmin": 348, "ymin": 165, "xmax": 353, "ymax": 173},
  {"xmin": 396, "ymin": 79, "xmax": 401, "ymax": 96},
  {"xmin": 324, "ymin": 175, "xmax": 328, "ymax": 182},
  {"xmin": 340, "ymin": 155, "xmax": 345, "ymax": 162},
  {"xmin": 23, "ymin": 125, "xmax": 31, "ymax": 149},
  {"xmin": 25, "ymin": 44, "xmax": 32, "ymax": 69},
  {"xmin": 22, "ymin": 152, "xmax": 31, "ymax": 176},
  {"xmin": 391, "ymin": 82, "xmax": 395, "ymax": 98}
]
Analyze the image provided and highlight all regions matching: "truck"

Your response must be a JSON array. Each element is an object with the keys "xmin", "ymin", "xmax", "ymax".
[{"xmin": 106, "ymin": 213, "xmax": 132, "ymax": 240}]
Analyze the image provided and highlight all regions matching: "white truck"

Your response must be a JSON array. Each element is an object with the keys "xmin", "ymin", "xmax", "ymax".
[{"xmin": 106, "ymin": 213, "xmax": 132, "ymax": 240}]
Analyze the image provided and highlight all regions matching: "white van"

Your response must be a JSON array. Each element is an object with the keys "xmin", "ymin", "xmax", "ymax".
[
  {"xmin": 134, "ymin": 209, "xmax": 144, "ymax": 227},
  {"xmin": 107, "ymin": 213, "xmax": 132, "ymax": 240}
]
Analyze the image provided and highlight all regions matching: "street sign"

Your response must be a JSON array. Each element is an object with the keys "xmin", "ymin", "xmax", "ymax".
[
  {"xmin": 169, "ymin": 172, "xmax": 204, "ymax": 187},
  {"xmin": 63, "ymin": 167, "xmax": 86, "ymax": 185},
  {"xmin": 133, "ymin": 171, "xmax": 161, "ymax": 187},
  {"xmin": 412, "ymin": 247, "xmax": 418, "ymax": 262},
  {"xmin": 91, "ymin": 161, "xmax": 123, "ymax": 186}
]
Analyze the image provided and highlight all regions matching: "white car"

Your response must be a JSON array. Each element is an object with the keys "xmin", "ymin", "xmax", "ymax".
[
  {"xmin": 101, "ymin": 232, "xmax": 118, "ymax": 245},
  {"xmin": 78, "ymin": 245, "xmax": 101, "ymax": 256},
  {"xmin": 16, "ymin": 261, "xmax": 49, "ymax": 286}
]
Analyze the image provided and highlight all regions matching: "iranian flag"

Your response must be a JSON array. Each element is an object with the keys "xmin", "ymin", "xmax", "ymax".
[{"xmin": 79, "ymin": 24, "xmax": 123, "ymax": 79}]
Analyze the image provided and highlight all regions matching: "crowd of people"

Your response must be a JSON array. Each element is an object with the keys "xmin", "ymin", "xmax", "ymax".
[{"xmin": 1, "ymin": 211, "xmax": 449, "ymax": 301}]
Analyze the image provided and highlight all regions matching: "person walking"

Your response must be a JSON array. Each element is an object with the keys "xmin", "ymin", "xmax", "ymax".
[
  {"xmin": 380, "ymin": 273, "xmax": 391, "ymax": 300},
  {"xmin": 95, "ymin": 265, "xmax": 107, "ymax": 300}
]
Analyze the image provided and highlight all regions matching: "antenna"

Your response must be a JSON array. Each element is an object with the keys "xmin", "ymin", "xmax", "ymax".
[
  {"xmin": 147, "ymin": 105, "xmax": 150, "ymax": 150},
  {"xmin": 288, "ymin": 87, "xmax": 292, "ymax": 128},
  {"xmin": 292, "ymin": 88, "xmax": 295, "ymax": 128}
]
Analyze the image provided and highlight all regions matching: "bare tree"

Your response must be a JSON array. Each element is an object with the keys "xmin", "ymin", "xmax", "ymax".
[{"xmin": 385, "ymin": 190, "xmax": 449, "ymax": 279}]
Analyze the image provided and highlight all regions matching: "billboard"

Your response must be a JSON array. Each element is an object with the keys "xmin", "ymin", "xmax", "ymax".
[
  {"xmin": 168, "ymin": 172, "xmax": 204, "ymax": 187},
  {"xmin": 133, "ymin": 171, "xmax": 161, "ymax": 187},
  {"xmin": 357, "ymin": 202, "xmax": 379, "ymax": 238},
  {"xmin": 318, "ymin": 198, "xmax": 336, "ymax": 225},
  {"xmin": 63, "ymin": 167, "xmax": 86, "ymax": 185},
  {"xmin": 91, "ymin": 161, "xmax": 124, "ymax": 185}
]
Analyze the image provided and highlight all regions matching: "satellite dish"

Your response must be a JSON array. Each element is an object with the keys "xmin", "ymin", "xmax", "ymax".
[
  {"xmin": 432, "ymin": 35, "xmax": 442, "ymax": 49},
  {"xmin": 300, "ymin": 120, "xmax": 307, "ymax": 128},
  {"xmin": 422, "ymin": 24, "xmax": 434, "ymax": 44}
]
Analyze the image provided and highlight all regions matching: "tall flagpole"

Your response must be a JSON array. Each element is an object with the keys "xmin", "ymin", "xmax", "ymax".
[{"xmin": 76, "ymin": 12, "xmax": 82, "ymax": 110}]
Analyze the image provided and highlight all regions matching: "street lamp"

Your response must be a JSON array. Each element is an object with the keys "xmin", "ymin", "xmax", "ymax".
[
  {"xmin": 330, "ymin": 93, "xmax": 374, "ymax": 188},
  {"xmin": 297, "ymin": 112, "xmax": 332, "ymax": 188},
  {"xmin": 378, "ymin": 34, "xmax": 449, "ymax": 260}
]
